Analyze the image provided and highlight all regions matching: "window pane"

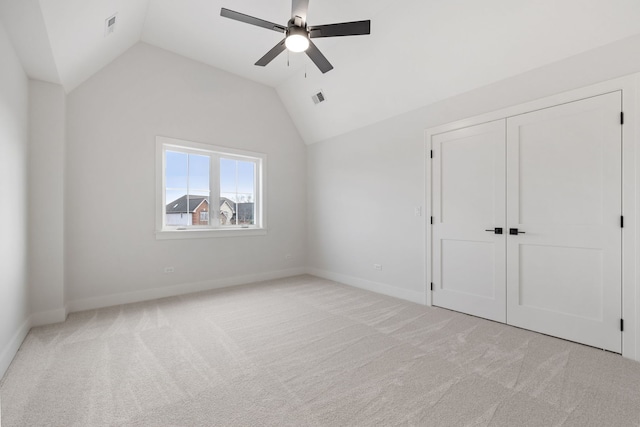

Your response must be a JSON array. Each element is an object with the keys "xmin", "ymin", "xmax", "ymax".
[
  {"xmin": 220, "ymin": 158, "xmax": 255, "ymax": 226},
  {"xmin": 165, "ymin": 151, "xmax": 189, "ymax": 226},
  {"xmin": 165, "ymin": 150, "xmax": 210, "ymax": 227},
  {"xmin": 188, "ymin": 154, "xmax": 210, "ymax": 226}
]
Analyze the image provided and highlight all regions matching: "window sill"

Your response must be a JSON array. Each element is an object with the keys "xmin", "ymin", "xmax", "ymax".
[{"xmin": 156, "ymin": 228, "xmax": 267, "ymax": 240}]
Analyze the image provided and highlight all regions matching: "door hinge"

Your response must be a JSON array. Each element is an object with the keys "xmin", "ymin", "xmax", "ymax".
[
  {"xmin": 621, "ymin": 318, "xmax": 624, "ymax": 332},
  {"xmin": 621, "ymin": 112, "xmax": 624, "ymax": 125},
  {"xmin": 621, "ymin": 215, "xmax": 624, "ymax": 228},
  {"xmin": 430, "ymin": 150, "xmax": 433, "ymax": 158},
  {"xmin": 430, "ymin": 216, "xmax": 433, "ymax": 225},
  {"xmin": 430, "ymin": 282, "xmax": 434, "ymax": 291}
]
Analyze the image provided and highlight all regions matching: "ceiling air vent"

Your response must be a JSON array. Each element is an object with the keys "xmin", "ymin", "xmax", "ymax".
[
  {"xmin": 104, "ymin": 13, "xmax": 118, "ymax": 37},
  {"xmin": 311, "ymin": 91, "xmax": 326, "ymax": 105}
]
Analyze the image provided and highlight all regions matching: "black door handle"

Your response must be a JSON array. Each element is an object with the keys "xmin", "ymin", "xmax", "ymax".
[
  {"xmin": 485, "ymin": 228, "xmax": 503, "ymax": 235},
  {"xmin": 509, "ymin": 228, "xmax": 526, "ymax": 235}
]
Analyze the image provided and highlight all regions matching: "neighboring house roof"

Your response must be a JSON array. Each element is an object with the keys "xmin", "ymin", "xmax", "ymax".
[
  {"xmin": 166, "ymin": 195, "xmax": 248, "ymax": 214},
  {"xmin": 166, "ymin": 195, "xmax": 208, "ymax": 214}
]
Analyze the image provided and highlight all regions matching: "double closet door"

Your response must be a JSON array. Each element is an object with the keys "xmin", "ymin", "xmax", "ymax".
[{"xmin": 431, "ymin": 92, "xmax": 622, "ymax": 353}]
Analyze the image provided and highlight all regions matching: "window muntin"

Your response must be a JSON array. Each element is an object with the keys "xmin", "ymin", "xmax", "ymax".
[{"xmin": 157, "ymin": 137, "xmax": 265, "ymax": 236}]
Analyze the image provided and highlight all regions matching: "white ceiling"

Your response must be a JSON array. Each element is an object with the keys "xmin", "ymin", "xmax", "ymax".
[{"xmin": 2, "ymin": 0, "xmax": 640, "ymax": 143}]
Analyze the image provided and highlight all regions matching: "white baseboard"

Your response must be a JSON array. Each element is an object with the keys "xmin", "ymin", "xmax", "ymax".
[
  {"xmin": 67, "ymin": 267, "xmax": 307, "ymax": 313},
  {"xmin": 307, "ymin": 268, "xmax": 425, "ymax": 305},
  {"xmin": 0, "ymin": 317, "xmax": 31, "ymax": 381},
  {"xmin": 30, "ymin": 307, "xmax": 67, "ymax": 327}
]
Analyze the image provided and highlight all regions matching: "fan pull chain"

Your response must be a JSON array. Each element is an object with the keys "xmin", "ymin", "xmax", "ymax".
[
  {"xmin": 305, "ymin": 63, "xmax": 307, "ymax": 79},
  {"xmin": 287, "ymin": 50, "xmax": 290, "ymax": 67}
]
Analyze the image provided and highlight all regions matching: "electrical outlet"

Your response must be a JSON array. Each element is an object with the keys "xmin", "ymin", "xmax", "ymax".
[
  {"xmin": 373, "ymin": 264, "xmax": 382, "ymax": 271},
  {"xmin": 164, "ymin": 267, "xmax": 175, "ymax": 274},
  {"xmin": 415, "ymin": 206, "xmax": 422, "ymax": 217}
]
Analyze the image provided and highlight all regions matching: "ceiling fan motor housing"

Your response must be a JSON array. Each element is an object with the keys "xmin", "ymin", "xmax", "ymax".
[{"xmin": 287, "ymin": 25, "xmax": 308, "ymax": 38}]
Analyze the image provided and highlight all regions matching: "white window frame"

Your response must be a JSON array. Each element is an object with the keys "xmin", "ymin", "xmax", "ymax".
[{"xmin": 156, "ymin": 136, "xmax": 267, "ymax": 239}]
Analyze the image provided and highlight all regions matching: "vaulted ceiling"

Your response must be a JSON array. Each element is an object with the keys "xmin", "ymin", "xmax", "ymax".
[{"xmin": 2, "ymin": 0, "xmax": 640, "ymax": 144}]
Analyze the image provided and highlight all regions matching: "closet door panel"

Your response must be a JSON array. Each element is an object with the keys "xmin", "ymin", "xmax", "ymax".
[
  {"xmin": 506, "ymin": 92, "xmax": 622, "ymax": 352},
  {"xmin": 432, "ymin": 120, "xmax": 506, "ymax": 322}
]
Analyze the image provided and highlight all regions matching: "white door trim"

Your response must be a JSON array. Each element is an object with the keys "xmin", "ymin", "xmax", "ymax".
[{"xmin": 425, "ymin": 74, "xmax": 638, "ymax": 361}]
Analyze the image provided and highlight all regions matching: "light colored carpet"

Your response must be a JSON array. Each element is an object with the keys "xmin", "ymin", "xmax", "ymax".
[{"xmin": 2, "ymin": 275, "xmax": 640, "ymax": 426}]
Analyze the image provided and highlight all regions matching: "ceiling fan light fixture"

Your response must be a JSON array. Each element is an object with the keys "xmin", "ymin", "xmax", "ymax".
[{"xmin": 285, "ymin": 27, "xmax": 309, "ymax": 52}]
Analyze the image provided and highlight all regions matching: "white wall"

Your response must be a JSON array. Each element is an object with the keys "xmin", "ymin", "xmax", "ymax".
[
  {"xmin": 65, "ymin": 43, "xmax": 307, "ymax": 309},
  {"xmin": 28, "ymin": 80, "xmax": 66, "ymax": 325},
  {"xmin": 307, "ymin": 33, "xmax": 640, "ymax": 304},
  {"xmin": 0, "ymin": 21, "xmax": 30, "ymax": 378}
]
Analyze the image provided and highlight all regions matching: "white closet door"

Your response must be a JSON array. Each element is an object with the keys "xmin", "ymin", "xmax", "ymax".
[
  {"xmin": 506, "ymin": 92, "xmax": 622, "ymax": 352},
  {"xmin": 432, "ymin": 120, "xmax": 506, "ymax": 322}
]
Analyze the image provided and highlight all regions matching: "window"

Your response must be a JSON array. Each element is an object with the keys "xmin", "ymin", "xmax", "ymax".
[{"xmin": 156, "ymin": 136, "xmax": 266, "ymax": 238}]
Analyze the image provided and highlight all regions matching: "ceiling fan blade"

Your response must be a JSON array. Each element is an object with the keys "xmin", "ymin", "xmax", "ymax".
[
  {"xmin": 309, "ymin": 20, "xmax": 370, "ymax": 38},
  {"xmin": 255, "ymin": 39, "xmax": 287, "ymax": 67},
  {"xmin": 220, "ymin": 8, "xmax": 286, "ymax": 33},
  {"xmin": 291, "ymin": 0, "xmax": 309, "ymax": 22},
  {"xmin": 306, "ymin": 40, "xmax": 333, "ymax": 74}
]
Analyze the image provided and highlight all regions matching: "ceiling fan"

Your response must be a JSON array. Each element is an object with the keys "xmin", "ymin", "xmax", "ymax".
[{"xmin": 220, "ymin": 0, "xmax": 371, "ymax": 74}]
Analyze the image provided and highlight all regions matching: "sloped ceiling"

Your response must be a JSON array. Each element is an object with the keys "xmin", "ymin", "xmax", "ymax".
[
  {"xmin": 0, "ymin": 0, "xmax": 150, "ymax": 90},
  {"xmin": 2, "ymin": 0, "xmax": 640, "ymax": 144}
]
